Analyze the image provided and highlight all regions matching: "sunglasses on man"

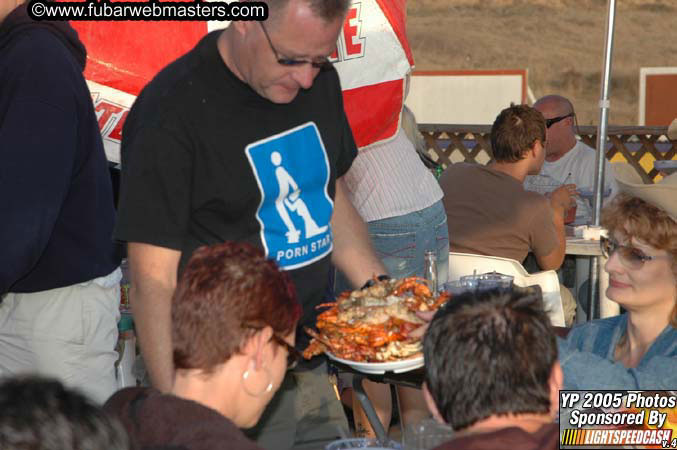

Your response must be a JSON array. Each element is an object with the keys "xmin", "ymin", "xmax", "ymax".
[
  {"xmin": 259, "ymin": 21, "xmax": 333, "ymax": 70},
  {"xmin": 545, "ymin": 113, "xmax": 575, "ymax": 128}
]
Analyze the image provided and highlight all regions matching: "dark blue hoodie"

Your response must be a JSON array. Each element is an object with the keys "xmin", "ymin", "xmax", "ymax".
[{"xmin": 0, "ymin": 5, "xmax": 120, "ymax": 294}]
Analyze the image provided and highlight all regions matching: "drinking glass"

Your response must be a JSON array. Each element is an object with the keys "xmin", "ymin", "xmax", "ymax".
[
  {"xmin": 325, "ymin": 438, "xmax": 402, "ymax": 450},
  {"xmin": 460, "ymin": 272, "xmax": 514, "ymax": 291}
]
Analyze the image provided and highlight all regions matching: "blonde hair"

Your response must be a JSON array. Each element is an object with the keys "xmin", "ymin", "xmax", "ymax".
[{"xmin": 602, "ymin": 193, "xmax": 677, "ymax": 327}]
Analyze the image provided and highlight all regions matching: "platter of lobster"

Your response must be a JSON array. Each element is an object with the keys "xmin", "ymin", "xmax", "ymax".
[{"xmin": 303, "ymin": 276, "xmax": 450, "ymax": 374}]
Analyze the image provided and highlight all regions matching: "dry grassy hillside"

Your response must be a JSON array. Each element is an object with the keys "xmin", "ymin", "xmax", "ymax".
[{"xmin": 407, "ymin": 0, "xmax": 677, "ymax": 125}]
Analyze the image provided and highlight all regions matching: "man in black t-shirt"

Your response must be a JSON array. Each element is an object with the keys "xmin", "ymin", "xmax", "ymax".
[{"xmin": 114, "ymin": 0, "xmax": 387, "ymax": 448}]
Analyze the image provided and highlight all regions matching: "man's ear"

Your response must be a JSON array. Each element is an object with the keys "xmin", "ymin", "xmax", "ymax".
[
  {"xmin": 422, "ymin": 382, "xmax": 446, "ymax": 425},
  {"xmin": 548, "ymin": 361, "xmax": 564, "ymax": 419},
  {"xmin": 528, "ymin": 140, "xmax": 541, "ymax": 159}
]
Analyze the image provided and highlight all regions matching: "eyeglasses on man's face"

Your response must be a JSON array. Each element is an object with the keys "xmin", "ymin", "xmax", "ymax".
[
  {"xmin": 270, "ymin": 333, "xmax": 302, "ymax": 370},
  {"xmin": 259, "ymin": 21, "xmax": 332, "ymax": 70},
  {"xmin": 600, "ymin": 236, "xmax": 672, "ymax": 270},
  {"xmin": 545, "ymin": 113, "xmax": 574, "ymax": 128}
]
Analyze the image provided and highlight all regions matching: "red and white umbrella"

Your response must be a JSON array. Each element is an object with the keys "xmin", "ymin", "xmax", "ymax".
[
  {"xmin": 72, "ymin": 0, "xmax": 412, "ymax": 163},
  {"xmin": 71, "ymin": 18, "xmax": 207, "ymax": 163},
  {"xmin": 333, "ymin": 0, "xmax": 413, "ymax": 148}
]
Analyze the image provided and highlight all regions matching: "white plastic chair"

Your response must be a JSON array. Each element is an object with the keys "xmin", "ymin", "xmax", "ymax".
[{"xmin": 448, "ymin": 252, "xmax": 566, "ymax": 327}]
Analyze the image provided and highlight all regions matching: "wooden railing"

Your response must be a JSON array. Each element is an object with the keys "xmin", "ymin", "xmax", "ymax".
[{"xmin": 419, "ymin": 125, "xmax": 676, "ymax": 183}]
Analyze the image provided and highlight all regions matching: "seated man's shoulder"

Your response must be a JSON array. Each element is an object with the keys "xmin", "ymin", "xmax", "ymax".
[
  {"xmin": 570, "ymin": 141, "xmax": 607, "ymax": 167},
  {"xmin": 434, "ymin": 423, "xmax": 560, "ymax": 450},
  {"xmin": 575, "ymin": 140, "xmax": 595, "ymax": 151},
  {"xmin": 522, "ymin": 189, "xmax": 551, "ymax": 203},
  {"xmin": 440, "ymin": 163, "xmax": 479, "ymax": 191},
  {"xmin": 442, "ymin": 162, "xmax": 479, "ymax": 177},
  {"xmin": 519, "ymin": 190, "xmax": 552, "ymax": 217},
  {"xmin": 441, "ymin": 163, "xmax": 513, "ymax": 190}
]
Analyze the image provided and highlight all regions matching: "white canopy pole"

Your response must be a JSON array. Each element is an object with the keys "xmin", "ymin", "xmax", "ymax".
[{"xmin": 588, "ymin": 0, "xmax": 617, "ymax": 320}]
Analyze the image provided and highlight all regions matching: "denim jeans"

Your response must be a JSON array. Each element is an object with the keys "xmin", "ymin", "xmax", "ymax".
[{"xmin": 335, "ymin": 200, "xmax": 449, "ymax": 295}]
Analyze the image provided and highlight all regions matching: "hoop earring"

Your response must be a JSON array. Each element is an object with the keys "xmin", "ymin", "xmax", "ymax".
[{"xmin": 242, "ymin": 368, "xmax": 273, "ymax": 397}]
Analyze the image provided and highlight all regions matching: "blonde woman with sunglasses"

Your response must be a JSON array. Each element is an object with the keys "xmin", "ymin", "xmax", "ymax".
[{"xmin": 558, "ymin": 165, "xmax": 677, "ymax": 389}]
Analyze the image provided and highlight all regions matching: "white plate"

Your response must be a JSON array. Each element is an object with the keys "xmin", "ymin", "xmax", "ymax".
[{"xmin": 326, "ymin": 352, "xmax": 424, "ymax": 374}]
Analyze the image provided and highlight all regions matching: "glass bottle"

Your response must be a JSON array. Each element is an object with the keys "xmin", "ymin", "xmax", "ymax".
[{"xmin": 423, "ymin": 250, "xmax": 437, "ymax": 295}]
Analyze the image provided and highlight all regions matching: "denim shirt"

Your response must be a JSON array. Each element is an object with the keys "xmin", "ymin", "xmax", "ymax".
[{"xmin": 558, "ymin": 314, "xmax": 677, "ymax": 389}]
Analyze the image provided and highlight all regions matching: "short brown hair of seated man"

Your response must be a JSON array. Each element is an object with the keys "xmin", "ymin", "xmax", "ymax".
[
  {"xmin": 422, "ymin": 288, "xmax": 562, "ymax": 450},
  {"xmin": 439, "ymin": 104, "xmax": 575, "ymax": 271},
  {"xmin": 104, "ymin": 242, "xmax": 302, "ymax": 450}
]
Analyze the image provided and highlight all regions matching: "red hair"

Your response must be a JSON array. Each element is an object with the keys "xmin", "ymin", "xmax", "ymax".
[{"xmin": 172, "ymin": 242, "xmax": 301, "ymax": 373}]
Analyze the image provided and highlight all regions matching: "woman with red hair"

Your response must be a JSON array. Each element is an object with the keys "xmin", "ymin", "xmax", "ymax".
[{"xmin": 105, "ymin": 242, "xmax": 302, "ymax": 450}]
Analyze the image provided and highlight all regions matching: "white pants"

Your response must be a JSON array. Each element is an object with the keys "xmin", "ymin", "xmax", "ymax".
[{"xmin": 0, "ymin": 270, "xmax": 121, "ymax": 404}]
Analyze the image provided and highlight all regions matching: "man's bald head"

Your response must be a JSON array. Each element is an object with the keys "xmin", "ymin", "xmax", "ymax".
[
  {"xmin": 534, "ymin": 95, "xmax": 574, "ymax": 117},
  {"xmin": 262, "ymin": 0, "xmax": 350, "ymax": 30},
  {"xmin": 533, "ymin": 94, "xmax": 578, "ymax": 159}
]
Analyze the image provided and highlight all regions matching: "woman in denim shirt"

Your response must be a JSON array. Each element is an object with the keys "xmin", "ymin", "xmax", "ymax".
[{"xmin": 559, "ymin": 164, "xmax": 677, "ymax": 389}]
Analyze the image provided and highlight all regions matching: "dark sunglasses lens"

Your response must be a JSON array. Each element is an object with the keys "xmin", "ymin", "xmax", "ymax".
[
  {"xmin": 279, "ymin": 59, "xmax": 302, "ymax": 66},
  {"xmin": 546, "ymin": 114, "xmax": 572, "ymax": 128},
  {"xmin": 622, "ymin": 247, "xmax": 646, "ymax": 269},
  {"xmin": 287, "ymin": 347, "xmax": 301, "ymax": 369},
  {"xmin": 546, "ymin": 118, "xmax": 560, "ymax": 128},
  {"xmin": 601, "ymin": 238, "xmax": 611, "ymax": 257},
  {"xmin": 279, "ymin": 60, "xmax": 330, "ymax": 70},
  {"xmin": 603, "ymin": 238, "xmax": 645, "ymax": 269},
  {"xmin": 272, "ymin": 334, "xmax": 298, "ymax": 369}
]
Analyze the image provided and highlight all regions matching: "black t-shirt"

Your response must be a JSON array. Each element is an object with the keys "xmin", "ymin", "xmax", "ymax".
[{"xmin": 115, "ymin": 31, "xmax": 357, "ymax": 346}]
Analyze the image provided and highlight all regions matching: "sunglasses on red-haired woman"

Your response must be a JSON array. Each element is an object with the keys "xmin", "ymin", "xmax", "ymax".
[{"xmin": 270, "ymin": 334, "xmax": 302, "ymax": 370}]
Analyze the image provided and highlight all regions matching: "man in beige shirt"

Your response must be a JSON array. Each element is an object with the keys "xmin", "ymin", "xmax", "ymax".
[{"xmin": 440, "ymin": 104, "xmax": 576, "ymax": 324}]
